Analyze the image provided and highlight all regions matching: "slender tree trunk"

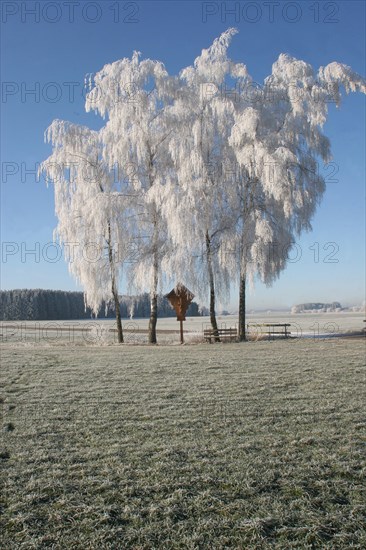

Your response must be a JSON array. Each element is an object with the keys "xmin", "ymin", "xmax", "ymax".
[
  {"xmin": 112, "ymin": 286, "xmax": 123, "ymax": 343},
  {"xmin": 206, "ymin": 231, "xmax": 220, "ymax": 342},
  {"xmin": 148, "ymin": 291, "xmax": 158, "ymax": 343},
  {"xmin": 238, "ymin": 272, "xmax": 246, "ymax": 342},
  {"xmin": 148, "ymin": 251, "xmax": 158, "ymax": 344},
  {"xmin": 239, "ymin": 192, "xmax": 249, "ymax": 342},
  {"xmin": 147, "ymin": 154, "xmax": 159, "ymax": 345},
  {"xmin": 149, "ymin": 221, "xmax": 158, "ymax": 344},
  {"xmin": 107, "ymin": 222, "xmax": 123, "ymax": 343}
]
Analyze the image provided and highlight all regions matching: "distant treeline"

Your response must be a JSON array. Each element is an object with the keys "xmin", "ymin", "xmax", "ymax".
[
  {"xmin": 291, "ymin": 302, "xmax": 342, "ymax": 313},
  {"xmin": 0, "ymin": 289, "xmax": 202, "ymax": 321}
]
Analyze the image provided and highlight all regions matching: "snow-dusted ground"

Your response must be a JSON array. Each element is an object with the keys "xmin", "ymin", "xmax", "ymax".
[
  {"xmin": 1, "ymin": 335, "xmax": 365, "ymax": 547},
  {"xmin": 1, "ymin": 311, "xmax": 364, "ymax": 346}
]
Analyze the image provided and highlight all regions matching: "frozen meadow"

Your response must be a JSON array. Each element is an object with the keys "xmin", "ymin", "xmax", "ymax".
[
  {"xmin": 1, "ymin": 316, "xmax": 365, "ymax": 548},
  {"xmin": 1, "ymin": 311, "xmax": 364, "ymax": 346}
]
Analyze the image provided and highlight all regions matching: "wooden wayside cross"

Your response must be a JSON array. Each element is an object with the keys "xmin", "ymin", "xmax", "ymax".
[{"xmin": 165, "ymin": 284, "xmax": 195, "ymax": 344}]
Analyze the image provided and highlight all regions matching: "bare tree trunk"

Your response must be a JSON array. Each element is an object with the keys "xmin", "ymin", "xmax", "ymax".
[
  {"xmin": 148, "ymin": 290, "xmax": 158, "ymax": 344},
  {"xmin": 108, "ymin": 222, "xmax": 123, "ymax": 343},
  {"xmin": 149, "ymin": 220, "xmax": 158, "ymax": 344},
  {"xmin": 238, "ymin": 272, "xmax": 246, "ymax": 342},
  {"xmin": 112, "ymin": 286, "xmax": 123, "ymax": 343},
  {"xmin": 206, "ymin": 231, "xmax": 220, "ymax": 342},
  {"xmin": 148, "ymin": 251, "xmax": 158, "ymax": 344}
]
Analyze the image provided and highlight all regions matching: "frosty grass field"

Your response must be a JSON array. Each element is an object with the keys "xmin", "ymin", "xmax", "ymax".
[{"xmin": 1, "ymin": 313, "xmax": 365, "ymax": 548}]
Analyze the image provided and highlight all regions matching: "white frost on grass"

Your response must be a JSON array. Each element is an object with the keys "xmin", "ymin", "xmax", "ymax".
[
  {"xmin": 1, "ymin": 338, "xmax": 365, "ymax": 547},
  {"xmin": 0, "ymin": 311, "xmax": 364, "ymax": 348}
]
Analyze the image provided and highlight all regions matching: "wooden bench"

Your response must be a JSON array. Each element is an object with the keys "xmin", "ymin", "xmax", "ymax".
[
  {"xmin": 204, "ymin": 327, "xmax": 238, "ymax": 343},
  {"xmin": 247, "ymin": 323, "xmax": 291, "ymax": 339}
]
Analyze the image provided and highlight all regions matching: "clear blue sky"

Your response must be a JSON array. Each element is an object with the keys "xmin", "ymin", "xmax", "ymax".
[{"xmin": 1, "ymin": 0, "xmax": 365, "ymax": 310}]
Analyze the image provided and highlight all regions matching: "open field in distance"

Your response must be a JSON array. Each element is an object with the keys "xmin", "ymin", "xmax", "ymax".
[{"xmin": 1, "ymin": 312, "xmax": 365, "ymax": 346}]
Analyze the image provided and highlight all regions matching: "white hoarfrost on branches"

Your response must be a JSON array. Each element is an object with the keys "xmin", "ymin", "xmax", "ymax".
[
  {"xmin": 160, "ymin": 28, "xmax": 249, "ymax": 338},
  {"xmin": 85, "ymin": 51, "xmax": 176, "ymax": 343},
  {"xmin": 40, "ymin": 121, "xmax": 132, "ymax": 342},
  {"xmin": 41, "ymin": 29, "xmax": 365, "ymax": 343},
  {"xmin": 223, "ymin": 47, "xmax": 365, "ymax": 338}
]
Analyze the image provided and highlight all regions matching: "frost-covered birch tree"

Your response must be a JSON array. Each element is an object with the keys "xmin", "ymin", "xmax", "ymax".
[
  {"xmin": 226, "ymin": 46, "xmax": 365, "ymax": 340},
  {"xmin": 161, "ymin": 29, "xmax": 248, "ymax": 340},
  {"xmin": 85, "ymin": 52, "xmax": 176, "ymax": 344},
  {"xmin": 40, "ymin": 121, "xmax": 131, "ymax": 343}
]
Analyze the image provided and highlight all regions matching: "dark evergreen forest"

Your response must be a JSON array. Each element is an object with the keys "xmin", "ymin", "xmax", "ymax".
[{"xmin": 0, "ymin": 289, "xmax": 202, "ymax": 321}]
